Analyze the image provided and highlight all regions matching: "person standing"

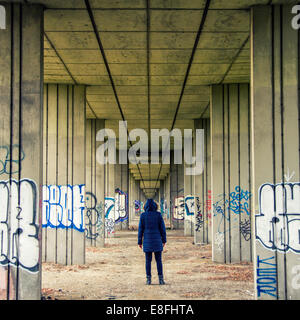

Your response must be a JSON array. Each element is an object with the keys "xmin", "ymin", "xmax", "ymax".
[{"xmin": 138, "ymin": 198, "xmax": 167, "ymax": 285}]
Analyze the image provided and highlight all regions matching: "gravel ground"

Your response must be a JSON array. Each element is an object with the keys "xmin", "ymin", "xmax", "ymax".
[{"xmin": 41, "ymin": 229, "xmax": 255, "ymax": 300}]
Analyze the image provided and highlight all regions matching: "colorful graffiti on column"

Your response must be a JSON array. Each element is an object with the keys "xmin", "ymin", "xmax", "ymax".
[
  {"xmin": 42, "ymin": 184, "xmax": 85, "ymax": 232},
  {"xmin": 115, "ymin": 188, "xmax": 128, "ymax": 224},
  {"xmin": 0, "ymin": 179, "xmax": 39, "ymax": 273},
  {"xmin": 134, "ymin": 200, "xmax": 141, "ymax": 215},
  {"xmin": 105, "ymin": 196, "xmax": 115, "ymax": 235},
  {"xmin": 185, "ymin": 195, "xmax": 195, "ymax": 222}
]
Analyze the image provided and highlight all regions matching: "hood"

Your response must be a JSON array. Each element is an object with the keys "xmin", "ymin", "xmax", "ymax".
[{"xmin": 144, "ymin": 199, "xmax": 158, "ymax": 212}]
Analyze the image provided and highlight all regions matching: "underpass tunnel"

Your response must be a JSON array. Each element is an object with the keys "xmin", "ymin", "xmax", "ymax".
[{"xmin": 0, "ymin": 0, "xmax": 299, "ymax": 300}]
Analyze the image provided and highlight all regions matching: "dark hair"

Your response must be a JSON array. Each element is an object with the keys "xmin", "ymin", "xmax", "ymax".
[{"xmin": 144, "ymin": 199, "xmax": 158, "ymax": 212}]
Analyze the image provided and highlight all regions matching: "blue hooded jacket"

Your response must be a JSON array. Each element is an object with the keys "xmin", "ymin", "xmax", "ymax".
[{"xmin": 138, "ymin": 199, "xmax": 167, "ymax": 252}]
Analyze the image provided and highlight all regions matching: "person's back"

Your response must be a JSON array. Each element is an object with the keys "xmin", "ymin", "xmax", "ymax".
[{"xmin": 138, "ymin": 199, "xmax": 167, "ymax": 285}]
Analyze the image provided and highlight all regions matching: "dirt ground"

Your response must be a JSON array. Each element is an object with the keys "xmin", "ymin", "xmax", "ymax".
[{"xmin": 41, "ymin": 230, "xmax": 255, "ymax": 300}]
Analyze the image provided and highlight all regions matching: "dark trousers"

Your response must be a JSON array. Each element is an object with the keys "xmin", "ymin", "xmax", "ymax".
[{"xmin": 145, "ymin": 251, "xmax": 163, "ymax": 277}]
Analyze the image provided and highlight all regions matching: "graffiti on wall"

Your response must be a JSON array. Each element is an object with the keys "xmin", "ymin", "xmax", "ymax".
[
  {"xmin": 115, "ymin": 188, "xmax": 128, "ymax": 224},
  {"xmin": 256, "ymin": 182, "xmax": 300, "ymax": 253},
  {"xmin": 160, "ymin": 197, "xmax": 165, "ymax": 215},
  {"xmin": 256, "ymin": 255, "xmax": 278, "ymax": 298},
  {"xmin": 213, "ymin": 186, "xmax": 252, "ymax": 241},
  {"xmin": 0, "ymin": 179, "xmax": 39, "ymax": 273},
  {"xmin": 42, "ymin": 184, "xmax": 85, "ymax": 232},
  {"xmin": 185, "ymin": 195, "xmax": 195, "ymax": 222},
  {"xmin": 195, "ymin": 196, "xmax": 203, "ymax": 232},
  {"xmin": 105, "ymin": 197, "xmax": 115, "ymax": 235},
  {"xmin": 0, "ymin": 145, "xmax": 25, "ymax": 176},
  {"xmin": 85, "ymin": 192, "xmax": 104, "ymax": 241},
  {"xmin": 173, "ymin": 196, "xmax": 184, "ymax": 220},
  {"xmin": 134, "ymin": 200, "xmax": 141, "ymax": 215},
  {"xmin": 205, "ymin": 190, "xmax": 212, "ymax": 226}
]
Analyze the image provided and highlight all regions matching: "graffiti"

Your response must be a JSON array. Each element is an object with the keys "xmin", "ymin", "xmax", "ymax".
[
  {"xmin": 134, "ymin": 200, "xmax": 141, "ymax": 215},
  {"xmin": 213, "ymin": 186, "xmax": 252, "ymax": 235},
  {"xmin": 256, "ymin": 182, "xmax": 300, "ymax": 253},
  {"xmin": 173, "ymin": 196, "xmax": 184, "ymax": 220},
  {"xmin": 256, "ymin": 255, "xmax": 277, "ymax": 299},
  {"xmin": 160, "ymin": 197, "xmax": 165, "ymax": 215},
  {"xmin": 0, "ymin": 179, "xmax": 39, "ymax": 273},
  {"xmin": 185, "ymin": 195, "xmax": 195, "ymax": 222},
  {"xmin": 240, "ymin": 219, "xmax": 251, "ymax": 241},
  {"xmin": 105, "ymin": 197, "xmax": 115, "ymax": 235},
  {"xmin": 195, "ymin": 197, "xmax": 203, "ymax": 232},
  {"xmin": 292, "ymin": 259, "xmax": 300, "ymax": 290},
  {"xmin": 85, "ymin": 192, "xmax": 104, "ymax": 241},
  {"xmin": 115, "ymin": 188, "xmax": 128, "ymax": 223},
  {"xmin": 205, "ymin": 190, "xmax": 212, "ymax": 225},
  {"xmin": 42, "ymin": 184, "xmax": 85, "ymax": 232},
  {"xmin": 0, "ymin": 145, "xmax": 25, "ymax": 176},
  {"xmin": 226, "ymin": 186, "xmax": 251, "ymax": 216}
]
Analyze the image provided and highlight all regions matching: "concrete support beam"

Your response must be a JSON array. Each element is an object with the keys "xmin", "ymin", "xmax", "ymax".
[
  {"xmin": 42, "ymin": 84, "xmax": 86, "ymax": 265},
  {"xmin": 170, "ymin": 153, "xmax": 184, "ymax": 230},
  {"xmin": 194, "ymin": 119, "xmax": 212, "ymax": 245},
  {"xmin": 85, "ymin": 119, "xmax": 105, "ymax": 247},
  {"xmin": 251, "ymin": 5, "xmax": 300, "ymax": 300},
  {"xmin": 0, "ymin": 3, "xmax": 43, "ymax": 300},
  {"xmin": 210, "ymin": 83, "xmax": 252, "ymax": 263},
  {"xmin": 184, "ymin": 164, "xmax": 195, "ymax": 236}
]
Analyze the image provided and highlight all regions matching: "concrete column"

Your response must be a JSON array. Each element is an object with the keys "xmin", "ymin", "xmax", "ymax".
[
  {"xmin": 164, "ymin": 173, "xmax": 171, "ymax": 228},
  {"xmin": 194, "ymin": 119, "xmax": 212, "ymax": 245},
  {"xmin": 251, "ymin": 5, "xmax": 300, "ymax": 300},
  {"xmin": 210, "ymin": 83, "xmax": 251, "ymax": 263},
  {"xmin": 105, "ymin": 161, "xmax": 115, "ymax": 237},
  {"xmin": 184, "ymin": 163, "xmax": 195, "ymax": 236},
  {"xmin": 85, "ymin": 119, "xmax": 105, "ymax": 247},
  {"xmin": 0, "ymin": 3, "xmax": 43, "ymax": 300},
  {"xmin": 159, "ymin": 180, "xmax": 165, "ymax": 216},
  {"xmin": 170, "ymin": 152, "xmax": 184, "ymax": 230},
  {"xmin": 42, "ymin": 84, "xmax": 86, "ymax": 265}
]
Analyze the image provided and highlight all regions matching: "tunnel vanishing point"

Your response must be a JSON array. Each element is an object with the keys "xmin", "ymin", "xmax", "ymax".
[{"xmin": 0, "ymin": 0, "xmax": 299, "ymax": 300}]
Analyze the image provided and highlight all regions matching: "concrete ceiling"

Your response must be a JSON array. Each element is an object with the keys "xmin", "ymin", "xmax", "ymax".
[{"xmin": 20, "ymin": 0, "xmax": 296, "ymax": 197}]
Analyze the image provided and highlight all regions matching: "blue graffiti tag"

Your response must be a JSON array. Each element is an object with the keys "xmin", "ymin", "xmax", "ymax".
[{"xmin": 0, "ymin": 145, "xmax": 25, "ymax": 176}]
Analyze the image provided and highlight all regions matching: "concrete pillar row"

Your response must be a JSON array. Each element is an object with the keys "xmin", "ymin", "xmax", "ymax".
[
  {"xmin": 0, "ymin": 3, "xmax": 43, "ymax": 300},
  {"xmin": 85, "ymin": 119, "xmax": 105, "ymax": 248},
  {"xmin": 194, "ymin": 119, "xmax": 212, "ymax": 245},
  {"xmin": 251, "ymin": 5, "xmax": 300, "ymax": 300},
  {"xmin": 210, "ymin": 83, "xmax": 252, "ymax": 264},
  {"xmin": 42, "ymin": 84, "xmax": 86, "ymax": 265}
]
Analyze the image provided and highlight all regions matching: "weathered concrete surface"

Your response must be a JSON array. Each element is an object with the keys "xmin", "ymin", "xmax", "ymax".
[
  {"xmin": 210, "ymin": 84, "xmax": 252, "ymax": 264},
  {"xmin": 0, "ymin": 3, "xmax": 43, "ymax": 300},
  {"xmin": 251, "ymin": 5, "xmax": 300, "ymax": 300},
  {"xmin": 42, "ymin": 84, "xmax": 86, "ymax": 265}
]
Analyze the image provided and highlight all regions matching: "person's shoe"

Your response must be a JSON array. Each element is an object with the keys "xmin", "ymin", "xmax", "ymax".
[
  {"xmin": 159, "ymin": 275, "xmax": 165, "ymax": 285},
  {"xmin": 146, "ymin": 276, "xmax": 151, "ymax": 285}
]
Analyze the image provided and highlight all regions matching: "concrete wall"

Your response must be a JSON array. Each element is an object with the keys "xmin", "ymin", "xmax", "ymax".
[
  {"xmin": 0, "ymin": 3, "xmax": 43, "ymax": 300},
  {"xmin": 85, "ymin": 119, "xmax": 105, "ymax": 247},
  {"xmin": 251, "ymin": 5, "xmax": 300, "ymax": 300},
  {"xmin": 42, "ymin": 84, "xmax": 86, "ymax": 265},
  {"xmin": 194, "ymin": 118, "xmax": 212, "ymax": 244},
  {"xmin": 211, "ymin": 83, "xmax": 252, "ymax": 263}
]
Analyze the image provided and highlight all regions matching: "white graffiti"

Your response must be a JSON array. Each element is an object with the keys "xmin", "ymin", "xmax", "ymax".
[
  {"xmin": 42, "ymin": 184, "xmax": 85, "ymax": 232},
  {"xmin": 256, "ymin": 183, "xmax": 300, "ymax": 253},
  {"xmin": 214, "ymin": 232, "xmax": 224, "ymax": 253},
  {"xmin": 0, "ymin": 179, "xmax": 39, "ymax": 273},
  {"xmin": 105, "ymin": 196, "xmax": 115, "ymax": 234},
  {"xmin": 114, "ymin": 192, "xmax": 127, "ymax": 223},
  {"xmin": 173, "ymin": 196, "xmax": 184, "ymax": 220}
]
